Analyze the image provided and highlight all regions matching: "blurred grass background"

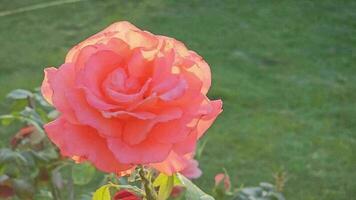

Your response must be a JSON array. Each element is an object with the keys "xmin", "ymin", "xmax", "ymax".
[{"xmin": 0, "ymin": 0, "xmax": 355, "ymax": 199}]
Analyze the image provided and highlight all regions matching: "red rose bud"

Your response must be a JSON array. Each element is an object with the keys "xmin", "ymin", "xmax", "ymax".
[
  {"xmin": 170, "ymin": 186, "xmax": 185, "ymax": 198},
  {"xmin": 0, "ymin": 185, "xmax": 14, "ymax": 198},
  {"xmin": 113, "ymin": 190, "xmax": 141, "ymax": 200},
  {"xmin": 10, "ymin": 125, "xmax": 36, "ymax": 148},
  {"xmin": 214, "ymin": 173, "xmax": 231, "ymax": 191}
]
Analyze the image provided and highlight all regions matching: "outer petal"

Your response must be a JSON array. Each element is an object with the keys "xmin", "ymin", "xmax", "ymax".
[
  {"xmin": 196, "ymin": 100, "xmax": 223, "ymax": 138},
  {"xmin": 107, "ymin": 136, "xmax": 172, "ymax": 164},
  {"xmin": 45, "ymin": 117, "xmax": 132, "ymax": 173},
  {"xmin": 41, "ymin": 67, "xmax": 57, "ymax": 105},
  {"xmin": 170, "ymin": 38, "xmax": 211, "ymax": 94},
  {"xmin": 102, "ymin": 110, "xmax": 156, "ymax": 120},
  {"xmin": 65, "ymin": 21, "xmax": 139, "ymax": 62},
  {"xmin": 173, "ymin": 130, "xmax": 198, "ymax": 155},
  {"xmin": 49, "ymin": 63, "xmax": 77, "ymax": 123},
  {"xmin": 151, "ymin": 152, "xmax": 201, "ymax": 178},
  {"xmin": 122, "ymin": 108, "xmax": 183, "ymax": 145},
  {"xmin": 180, "ymin": 158, "xmax": 202, "ymax": 179},
  {"xmin": 150, "ymin": 151, "xmax": 188, "ymax": 175},
  {"xmin": 66, "ymin": 88, "xmax": 123, "ymax": 138},
  {"xmin": 150, "ymin": 115, "xmax": 192, "ymax": 144},
  {"xmin": 125, "ymin": 30, "xmax": 159, "ymax": 50},
  {"xmin": 187, "ymin": 52, "xmax": 211, "ymax": 95}
]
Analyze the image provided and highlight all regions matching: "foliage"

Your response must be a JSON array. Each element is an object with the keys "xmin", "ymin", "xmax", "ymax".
[{"xmin": 0, "ymin": 88, "xmax": 98, "ymax": 200}]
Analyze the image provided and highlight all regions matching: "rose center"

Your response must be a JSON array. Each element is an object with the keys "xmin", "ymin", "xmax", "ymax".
[{"xmin": 106, "ymin": 68, "xmax": 142, "ymax": 94}]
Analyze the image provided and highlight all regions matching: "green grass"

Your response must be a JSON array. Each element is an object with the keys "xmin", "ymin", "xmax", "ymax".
[{"xmin": 1, "ymin": 0, "xmax": 355, "ymax": 199}]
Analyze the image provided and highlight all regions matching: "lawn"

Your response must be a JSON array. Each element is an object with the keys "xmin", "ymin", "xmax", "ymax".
[{"xmin": 0, "ymin": 0, "xmax": 355, "ymax": 199}]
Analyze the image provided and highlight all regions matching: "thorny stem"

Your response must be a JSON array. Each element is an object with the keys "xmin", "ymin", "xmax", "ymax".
[{"xmin": 138, "ymin": 165, "xmax": 157, "ymax": 200}]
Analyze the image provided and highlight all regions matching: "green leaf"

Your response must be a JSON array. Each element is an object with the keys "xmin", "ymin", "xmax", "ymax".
[
  {"xmin": 34, "ymin": 92, "xmax": 52, "ymax": 107},
  {"xmin": 47, "ymin": 110, "xmax": 60, "ymax": 120},
  {"xmin": 0, "ymin": 114, "xmax": 14, "ymax": 126},
  {"xmin": 7, "ymin": 89, "xmax": 33, "ymax": 100},
  {"xmin": 31, "ymin": 148, "xmax": 58, "ymax": 162},
  {"xmin": 92, "ymin": 184, "xmax": 111, "ymax": 200},
  {"xmin": 13, "ymin": 179, "xmax": 35, "ymax": 199},
  {"xmin": 173, "ymin": 174, "xmax": 182, "ymax": 186},
  {"xmin": 72, "ymin": 162, "xmax": 95, "ymax": 185},
  {"xmin": 0, "ymin": 174, "xmax": 10, "ymax": 184},
  {"xmin": 0, "ymin": 148, "xmax": 27, "ymax": 165},
  {"xmin": 177, "ymin": 173, "xmax": 215, "ymax": 200},
  {"xmin": 10, "ymin": 99, "xmax": 28, "ymax": 112},
  {"xmin": 153, "ymin": 173, "xmax": 174, "ymax": 200},
  {"xmin": 153, "ymin": 173, "xmax": 167, "ymax": 187},
  {"xmin": 196, "ymin": 139, "xmax": 209, "ymax": 159},
  {"xmin": 21, "ymin": 107, "xmax": 44, "ymax": 125}
]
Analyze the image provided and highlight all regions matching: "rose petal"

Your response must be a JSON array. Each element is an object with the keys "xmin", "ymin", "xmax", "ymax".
[
  {"xmin": 107, "ymin": 136, "xmax": 172, "ymax": 164},
  {"xmin": 77, "ymin": 50, "xmax": 124, "ymax": 98},
  {"xmin": 81, "ymin": 87, "xmax": 119, "ymax": 110},
  {"xmin": 125, "ymin": 30, "xmax": 158, "ymax": 50},
  {"xmin": 127, "ymin": 48, "xmax": 152, "ymax": 78},
  {"xmin": 65, "ymin": 21, "xmax": 139, "ymax": 62},
  {"xmin": 196, "ymin": 100, "xmax": 223, "ymax": 138},
  {"xmin": 72, "ymin": 45, "xmax": 98, "ymax": 72},
  {"xmin": 45, "ymin": 117, "xmax": 132, "ymax": 173},
  {"xmin": 49, "ymin": 63, "xmax": 78, "ymax": 123},
  {"xmin": 102, "ymin": 110, "xmax": 156, "ymax": 120},
  {"xmin": 184, "ymin": 51, "xmax": 211, "ymax": 95},
  {"xmin": 173, "ymin": 130, "xmax": 198, "ymax": 155},
  {"xmin": 66, "ymin": 88, "xmax": 123, "ymax": 138},
  {"xmin": 150, "ymin": 116, "xmax": 192, "ymax": 143},
  {"xmin": 122, "ymin": 108, "xmax": 183, "ymax": 145},
  {"xmin": 152, "ymin": 49, "xmax": 175, "ymax": 84},
  {"xmin": 180, "ymin": 159, "xmax": 202, "ymax": 179},
  {"xmin": 105, "ymin": 78, "xmax": 151, "ymax": 104},
  {"xmin": 150, "ymin": 151, "xmax": 188, "ymax": 175},
  {"xmin": 159, "ymin": 78, "xmax": 187, "ymax": 101},
  {"xmin": 41, "ymin": 67, "xmax": 57, "ymax": 105}
]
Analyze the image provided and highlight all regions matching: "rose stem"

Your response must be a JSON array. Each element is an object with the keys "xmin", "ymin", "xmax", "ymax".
[{"xmin": 138, "ymin": 165, "xmax": 157, "ymax": 200}]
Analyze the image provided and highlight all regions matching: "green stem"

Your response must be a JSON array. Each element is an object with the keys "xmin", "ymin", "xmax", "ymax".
[{"xmin": 138, "ymin": 166, "xmax": 157, "ymax": 200}]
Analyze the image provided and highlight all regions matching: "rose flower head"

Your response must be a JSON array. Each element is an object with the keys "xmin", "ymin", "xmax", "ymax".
[{"xmin": 41, "ymin": 21, "xmax": 222, "ymax": 175}]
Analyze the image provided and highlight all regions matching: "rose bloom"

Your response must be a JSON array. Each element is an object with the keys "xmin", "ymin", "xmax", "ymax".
[{"xmin": 41, "ymin": 21, "xmax": 222, "ymax": 175}]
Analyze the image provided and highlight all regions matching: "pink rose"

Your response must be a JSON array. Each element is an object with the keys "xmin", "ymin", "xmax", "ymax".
[{"xmin": 41, "ymin": 21, "xmax": 222, "ymax": 175}]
